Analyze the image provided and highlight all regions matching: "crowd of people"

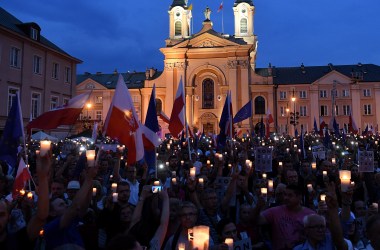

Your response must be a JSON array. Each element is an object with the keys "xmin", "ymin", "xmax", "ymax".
[{"xmin": 0, "ymin": 131, "xmax": 380, "ymax": 250}]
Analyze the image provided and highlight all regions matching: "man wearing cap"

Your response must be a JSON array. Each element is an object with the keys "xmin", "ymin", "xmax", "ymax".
[{"xmin": 66, "ymin": 180, "xmax": 80, "ymax": 204}]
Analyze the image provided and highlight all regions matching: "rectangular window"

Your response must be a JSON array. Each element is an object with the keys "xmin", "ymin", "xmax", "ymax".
[
  {"xmin": 342, "ymin": 89, "xmax": 350, "ymax": 97},
  {"xmin": 320, "ymin": 105, "xmax": 328, "ymax": 116},
  {"xmin": 279, "ymin": 91, "xmax": 287, "ymax": 100},
  {"xmin": 50, "ymin": 96, "xmax": 59, "ymax": 110},
  {"xmin": 95, "ymin": 96, "xmax": 103, "ymax": 104},
  {"xmin": 300, "ymin": 106, "xmax": 307, "ymax": 116},
  {"xmin": 363, "ymin": 89, "xmax": 371, "ymax": 97},
  {"xmin": 10, "ymin": 47, "xmax": 21, "ymax": 68},
  {"xmin": 64, "ymin": 67, "xmax": 71, "ymax": 83},
  {"xmin": 364, "ymin": 104, "xmax": 372, "ymax": 115},
  {"xmin": 31, "ymin": 92, "xmax": 41, "ymax": 119},
  {"xmin": 31, "ymin": 27, "xmax": 38, "ymax": 40},
  {"xmin": 52, "ymin": 63, "xmax": 59, "ymax": 79},
  {"xmin": 299, "ymin": 91, "xmax": 307, "ymax": 99},
  {"xmin": 343, "ymin": 105, "xmax": 351, "ymax": 116},
  {"xmin": 334, "ymin": 106, "xmax": 339, "ymax": 116},
  {"xmin": 320, "ymin": 90, "xmax": 327, "ymax": 98},
  {"xmin": 95, "ymin": 110, "xmax": 102, "ymax": 121},
  {"xmin": 8, "ymin": 87, "xmax": 19, "ymax": 113},
  {"xmin": 33, "ymin": 55, "xmax": 42, "ymax": 74}
]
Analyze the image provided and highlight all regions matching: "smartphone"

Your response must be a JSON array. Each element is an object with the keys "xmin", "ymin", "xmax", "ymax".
[{"xmin": 152, "ymin": 186, "xmax": 162, "ymax": 193}]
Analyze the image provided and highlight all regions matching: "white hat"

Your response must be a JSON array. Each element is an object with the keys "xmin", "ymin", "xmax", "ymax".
[{"xmin": 67, "ymin": 180, "xmax": 80, "ymax": 190}]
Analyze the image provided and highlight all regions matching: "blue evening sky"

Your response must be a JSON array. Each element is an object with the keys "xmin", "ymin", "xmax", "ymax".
[{"xmin": 2, "ymin": 0, "xmax": 379, "ymax": 74}]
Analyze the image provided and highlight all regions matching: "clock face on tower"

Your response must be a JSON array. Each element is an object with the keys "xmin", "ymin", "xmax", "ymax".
[{"xmin": 176, "ymin": 12, "xmax": 180, "ymax": 17}]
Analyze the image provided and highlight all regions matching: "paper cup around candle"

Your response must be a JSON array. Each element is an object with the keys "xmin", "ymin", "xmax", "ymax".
[
  {"xmin": 311, "ymin": 162, "xmax": 316, "ymax": 170},
  {"xmin": 190, "ymin": 167, "xmax": 196, "ymax": 179},
  {"xmin": 199, "ymin": 178, "xmax": 204, "ymax": 185},
  {"xmin": 339, "ymin": 170, "xmax": 351, "ymax": 180},
  {"xmin": 323, "ymin": 171, "xmax": 327, "ymax": 177},
  {"xmin": 181, "ymin": 160, "xmax": 184, "ymax": 165},
  {"xmin": 341, "ymin": 178, "xmax": 350, "ymax": 192},
  {"xmin": 268, "ymin": 180, "xmax": 273, "ymax": 192},
  {"xmin": 307, "ymin": 184, "xmax": 313, "ymax": 193},
  {"xmin": 86, "ymin": 150, "xmax": 96, "ymax": 167},
  {"xmin": 178, "ymin": 243, "xmax": 185, "ymax": 250},
  {"xmin": 111, "ymin": 183, "xmax": 117, "ymax": 193},
  {"xmin": 20, "ymin": 189, "xmax": 25, "ymax": 196},
  {"xmin": 192, "ymin": 226, "xmax": 209, "ymax": 250},
  {"xmin": 320, "ymin": 194, "xmax": 326, "ymax": 201},
  {"xmin": 40, "ymin": 140, "xmax": 51, "ymax": 157},
  {"xmin": 154, "ymin": 181, "xmax": 160, "ymax": 186},
  {"xmin": 172, "ymin": 178, "xmax": 177, "ymax": 185},
  {"xmin": 27, "ymin": 192, "xmax": 33, "ymax": 200},
  {"xmin": 262, "ymin": 173, "xmax": 267, "ymax": 179},
  {"xmin": 225, "ymin": 238, "xmax": 233, "ymax": 250},
  {"xmin": 332, "ymin": 158, "xmax": 336, "ymax": 164},
  {"xmin": 112, "ymin": 193, "xmax": 118, "ymax": 203},
  {"xmin": 92, "ymin": 187, "xmax": 97, "ymax": 197}
]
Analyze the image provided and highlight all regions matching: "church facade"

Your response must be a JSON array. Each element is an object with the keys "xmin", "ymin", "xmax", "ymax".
[{"xmin": 76, "ymin": 0, "xmax": 380, "ymax": 137}]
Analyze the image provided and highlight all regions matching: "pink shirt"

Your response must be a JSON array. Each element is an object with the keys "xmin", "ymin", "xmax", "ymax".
[{"xmin": 262, "ymin": 205, "xmax": 315, "ymax": 250}]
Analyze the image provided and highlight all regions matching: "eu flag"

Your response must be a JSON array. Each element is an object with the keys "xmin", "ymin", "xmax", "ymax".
[
  {"xmin": 218, "ymin": 91, "xmax": 231, "ymax": 148},
  {"xmin": 233, "ymin": 100, "xmax": 252, "ymax": 124},
  {"xmin": 0, "ymin": 94, "xmax": 24, "ymax": 168},
  {"xmin": 333, "ymin": 117, "xmax": 340, "ymax": 137}
]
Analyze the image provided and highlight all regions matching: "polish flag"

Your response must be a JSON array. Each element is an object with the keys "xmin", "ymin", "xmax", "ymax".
[
  {"xmin": 26, "ymin": 92, "xmax": 91, "ymax": 132},
  {"xmin": 266, "ymin": 108, "xmax": 274, "ymax": 138},
  {"xmin": 103, "ymin": 74, "xmax": 144, "ymax": 165},
  {"xmin": 217, "ymin": 2, "xmax": 223, "ymax": 13},
  {"xmin": 12, "ymin": 158, "xmax": 32, "ymax": 198},
  {"xmin": 169, "ymin": 79, "xmax": 185, "ymax": 138},
  {"xmin": 348, "ymin": 112, "xmax": 358, "ymax": 134},
  {"xmin": 158, "ymin": 111, "xmax": 170, "ymax": 124},
  {"xmin": 319, "ymin": 118, "xmax": 326, "ymax": 137}
]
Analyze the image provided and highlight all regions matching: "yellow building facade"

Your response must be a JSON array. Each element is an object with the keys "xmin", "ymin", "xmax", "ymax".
[{"xmin": 76, "ymin": 0, "xmax": 380, "ymax": 137}]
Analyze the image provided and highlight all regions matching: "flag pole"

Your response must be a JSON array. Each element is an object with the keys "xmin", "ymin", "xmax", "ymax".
[
  {"xmin": 222, "ymin": 4, "xmax": 224, "ymax": 34},
  {"xmin": 184, "ymin": 80, "xmax": 192, "ymax": 162}
]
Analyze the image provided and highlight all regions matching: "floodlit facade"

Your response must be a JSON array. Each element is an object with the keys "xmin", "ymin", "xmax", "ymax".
[{"xmin": 76, "ymin": 0, "xmax": 380, "ymax": 137}]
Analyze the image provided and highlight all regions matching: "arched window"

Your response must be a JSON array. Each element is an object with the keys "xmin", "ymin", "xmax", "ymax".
[
  {"xmin": 240, "ymin": 18, "xmax": 248, "ymax": 34},
  {"xmin": 254, "ymin": 96, "xmax": 265, "ymax": 114},
  {"xmin": 175, "ymin": 21, "xmax": 182, "ymax": 36},
  {"xmin": 155, "ymin": 99, "xmax": 162, "ymax": 115},
  {"xmin": 202, "ymin": 79, "xmax": 214, "ymax": 109}
]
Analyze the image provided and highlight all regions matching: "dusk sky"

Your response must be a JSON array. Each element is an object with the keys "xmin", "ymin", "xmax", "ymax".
[{"xmin": 2, "ymin": 0, "xmax": 380, "ymax": 74}]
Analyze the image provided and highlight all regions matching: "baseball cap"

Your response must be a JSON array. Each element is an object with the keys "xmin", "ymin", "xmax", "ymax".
[{"xmin": 67, "ymin": 180, "xmax": 80, "ymax": 190}]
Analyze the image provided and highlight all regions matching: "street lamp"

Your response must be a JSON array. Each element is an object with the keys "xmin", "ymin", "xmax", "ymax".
[
  {"xmin": 83, "ymin": 103, "xmax": 92, "ymax": 130},
  {"xmin": 286, "ymin": 106, "xmax": 290, "ymax": 134}
]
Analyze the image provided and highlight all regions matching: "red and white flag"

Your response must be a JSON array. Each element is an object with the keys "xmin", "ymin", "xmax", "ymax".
[
  {"xmin": 169, "ymin": 79, "xmax": 185, "ymax": 138},
  {"xmin": 319, "ymin": 118, "xmax": 326, "ymax": 137},
  {"xmin": 349, "ymin": 111, "xmax": 358, "ymax": 134},
  {"xmin": 217, "ymin": 1, "xmax": 223, "ymax": 13},
  {"xmin": 12, "ymin": 158, "xmax": 32, "ymax": 198},
  {"xmin": 158, "ymin": 111, "xmax": 170, "ymax": 124},
  {"xmin": 267, "ymin": 108, "xmax": 274, "ymax": 124},
  {"xmin": 103, "ymin": 74, "xmax": 144, "ymax": 165},
  {"xmin": 26, "ymin": 92, "xmax": 91, "ymax": 132}
]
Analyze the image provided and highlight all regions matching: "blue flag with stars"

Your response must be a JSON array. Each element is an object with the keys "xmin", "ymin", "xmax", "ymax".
[
  {"xmin": 233, "ymin": 100, "xmax": 252, "ymax": 124},
  {"xmin": 0, "ymin": 94, "xmax": 24, "ymax": 168}
]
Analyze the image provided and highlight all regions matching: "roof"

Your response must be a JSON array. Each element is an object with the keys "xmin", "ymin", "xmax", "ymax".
[
  {"xmin": 234, "ymin": 0, "xmax": 254, "ymax": 7},
  {"xmin": 0, "ymin": 7, "xmax": 80, "ymax": 61},
  {"xmin": 170, "ymin": 0, "xmax": 186, "ymax": 9},
  {"xmin": 76, "ymin": 72, "xmax": 156, "ymax": 89},
  {"xmin": 256, "ymin": 64, "xmax": 380, "ymax": 85}
]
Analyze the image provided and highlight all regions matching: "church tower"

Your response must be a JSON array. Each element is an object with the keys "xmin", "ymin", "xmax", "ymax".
[
  {"xmin": 167, "ymin": 0, "xmax": 191, "ymax": 46},
  {"xmin": 233, "ymin": 0, "xmax": 255, "ymax": 44}
]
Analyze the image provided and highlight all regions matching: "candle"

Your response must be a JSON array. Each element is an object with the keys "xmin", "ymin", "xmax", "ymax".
[
  {"xmin": 167, "ymin": 144, "xmax": 170, "ymax": 150},
  {"xmin": 156, "ymin": 153, "xmax": 159, "ymax": 157},
  {"xmin": 112, "ymin": 193, "xmax": 118, "ymax": 202},
  {"xmin": 262, "ymin": 173, "xmax": 267, "ymax": 179},
  {"xmin": 332, "ymin": 158, "xmax": 336, "ymax": 164},
  {"xmin": 35, "ymin": 150, "xmax": 40, "ymax": 155},
  {"xmin": 262, "ymin": 142, "xmax": 265, "ymax": 146},
  {"xmin": 261, "ymin": 188, "xmax": 267, "ymax": 195},
  {"xmin": 86, "ymin": 150, "xmax": 96, "ymax": 167},
  {"xmin": 178, "ymin": 243, "xmax": 185, "ymax": 250},
  {"xmin": 165, "ymin": 161, "xmax": 169, "ymax": 167},
  {"xmin": 20, "ymin": 189, "xmax": 25, "ymax": 196},
  {"xmin": 111, "ymin": 183, "xmax": 117, "ymax": 193},
  {"xmin": 320, "ymin": 194, "xmax": 326, "ymax": 201},
  {"xmin": 154, "ymin": 181, "xmax": 160, "ymax": 186},
  {"xmin": 323, "ymin": 171, "xmax": 327, "ymax": 178},
  {"xmin": 172, "ymin": 178, "xmax": 177, "ymax": 185},
  {"xmin": 218, "ymin": 154, "xmax": 223, "ymax": 161},
  {"xmin": 311, "ymin": 162, "xmax": 316, "ymax": 170},
  {"xmin": 92, "ymin": 187, "xmax": 97, "ymax": 197},
  {"xmin": 120, "ymin": 156, "xmax": 124, "ymax": 160},
  {"xmin": 307, "ymin": 184, "xmax": 313, "ymax": 193},
  {"xmin": 225, "ymin": 238, "xmax": 234, "ymax": 250},
  {"xmin": 181, "ymin": 160, "xmax": 184, "ymax": 165},
  {"xmin": 372, "ymin": 203, "xmax": 378, "ymax": 210},
  {"xmin": 339, "ymin": 170, "xmax": 351, "ymax": 180},
  {"xmin": 27, "ymin": 192, "xmax": 33, "ymax": 200},
  {"xmin": 40, "ymin": 140, "xmax": 51, "ymax": 157},
  {"xmin": 268, "ymin": 180, "xmax": 274, "ymax": 192},
  {"xmin": 199, "ymin": 178, "xmax": 204, "ymax": 185},
  {"xmin": 190, "ymin": 167, "xmax": 196, "ymax": 179},
  {"xmin": 191, "ymin": 226, "xmax": 209, "ymax": 250},
  {"xmin": 279, "ymin": 161, "xmax": 283, "ymax": 167},
  {"xmin": 206, "ymin": 160, "xmax": 211, "ymax": 165},
  {"xmin": 245, "ymin": 160, "xmax": 250, "ymax": 167},
  {"xmin": 286, "ymin": 148, "xmax": 290, "ymax": 153}
]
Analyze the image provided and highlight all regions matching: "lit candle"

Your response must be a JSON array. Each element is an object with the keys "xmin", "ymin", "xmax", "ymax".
[
  {"xmin": 181, "ymin": 160, "xmax": 184, "ymax": 165},
  {"xmin": 154, "ymin": 181, "xmax": 160, "ymax": 186},
  {"xmin": 190, "ymin": 167, "xmax": 196, "ymax": 179},
  {"xmin": 307, "ymin": 184, "xmax": 313, "ymax": 193},
  {"xmin": 206, "ymin": 160, "xmax": 211, "ymax": 165},
  {"xmin": 262, "ymin": 142, "xmax": 265, "ymax": 146},
  {"xmin": 112, "ymin": 193, "xmax": 118, "ymax": 202},
  {"xmin": 199, "ymin": 178, "xmax": 204, "ymax": 186},
  {"xmin": 262, "ymin": 173, "xmax": 267, "ymax": 179},
  {"xmin": 372, "ymin": 203, "xmax": 378, "ymax": 210},
  {"xmin": 39, "ymin": 229, "xmax": 44, "ymax": 237},
  {"xmin": 20, "ymin": 189, "xmax": 25, "ymax": 196},
  {"xmin": 245, "ymin": 160, "xmax": 250, "ymax": 167},
  {"xmin": 40, "ymin": 140, "xmax": 51, "ymax": 157},
  {"xmin": 320, "ymin": 194, "xmax": 326, "ymax": 201},
  {"xmin": 218, "ymin": 154, "xmax": 223, "ymax": 161},
  {"xmin": 311, "ymin": 162, "xmax": 317, "ymax": 170},
  {"xmin": 92, "ymin": 187, "xmax": 97, "ymax": 197},
  {"xmin": 268, "ymin": 180, "xmax": 274, "ymax": 192},
  {"xmin": 167, "ymin": 144, "xmax": 170, "ymax": 150},
  {"xmin": 261, "ymin": 188, "xmax": 268, "ymax": 195},
  {"xmin": 191, "ymin": 226, "xmax": 209, "ymax": 250},
  {"xmin": 111, "ymin": 183, "xmax": 117, "ymax": 193},
  {"xmin": 165, "ymin": 161, "xmax": 169, "ymax": 167},
  {"xmin": 27, "ymin": 192, "xmax": 33, "ymax": 200},
  {"xmin": 279, "ymin": 161, "xmax": 283, "ymax": 167},
  {"xmin": 86, "ymin": 150, "xmax": 96, "ymax": 167},
  {"xmin": 172, "ymin": 178, "xmax": 177, "ymax": 185},
  {"xmin": 178, "ymin": 243, "xmax": 185, "ymax": 250},
  {"xmin": 225, "ymin": 238, "xmax": 234, "ymax": 250},
  {"xmin": 332, "ymin": 158, "xmax": 336, "ymax": 164},
  {"xmin": 156, "ymin": 153, "xmax": 159, "ymax": 157},
  {"xmin": 286, "ymin": 148, "xmax": 290, "ymax": 153},
  {"xmin": 323, "ymin": 171, "xmax": 327, "ymax": 178},
  {"xmin": 339, "ymin": 170, "xmax": 351, "ymax": 180},
  {"xmin": 341, "ymin": 178, "xmax": 351, "ymax": 192}
]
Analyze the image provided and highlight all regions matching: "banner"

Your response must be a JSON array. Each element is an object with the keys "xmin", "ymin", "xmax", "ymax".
[{"xmin": 254, "ymin": 147, "xmax": 273, "ymax": 172}]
